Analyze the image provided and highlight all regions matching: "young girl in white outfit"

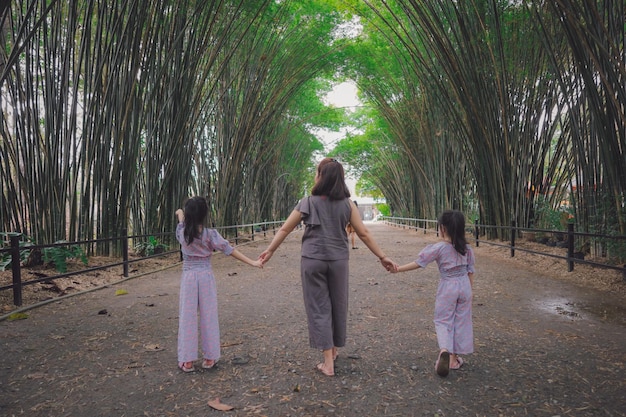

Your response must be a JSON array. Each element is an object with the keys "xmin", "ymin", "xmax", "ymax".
[
  {"xmin": 175, "ymin": 197, "xmax": 262, "ymax": 373},
  {"xmin": 391, "ymin": 210, "xmax": 475, "ymax": 377}
]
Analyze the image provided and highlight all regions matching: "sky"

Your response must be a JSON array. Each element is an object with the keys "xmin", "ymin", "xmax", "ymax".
[
  {"xmin": 314, "ymin": 81, "xmax": 363, "ymax": 199},
  {"xmin": 313, "ymin": 80, "xmax": 361, "ymax": 151}
]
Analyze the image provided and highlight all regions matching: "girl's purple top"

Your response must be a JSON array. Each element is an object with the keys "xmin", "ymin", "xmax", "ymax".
[
  {"xmin": 416, "ymin": 241, "xmax": 475, "ymax": 278},
  {"xmin": 176, "ymin": 223, "xmax": 234, "ymax": 260}
]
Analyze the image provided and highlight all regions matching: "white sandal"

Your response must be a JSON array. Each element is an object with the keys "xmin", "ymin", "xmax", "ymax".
[
  {"xmin": 179, "ymin": 362, "xmax": 195, "ymax": 373},
  {"xmin": 202, "ymin": 359, "xmax": 217, "ymax": 369},
  {"xmin": 450, "ymin": 356, "xmax": 464, "ymax": 370}
]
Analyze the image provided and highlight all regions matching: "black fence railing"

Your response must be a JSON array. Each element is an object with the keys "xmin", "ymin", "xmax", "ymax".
[
  {"xmin": 0, "ymin": 220, "xmax": 284, "ymax": 307},
  {"xmin": 215, "ymin": 220, "xmax": 285, "ymax": 245},
  {"xmin": 380, "ymin": 216, "xmax": 626, "ymax": 279}
]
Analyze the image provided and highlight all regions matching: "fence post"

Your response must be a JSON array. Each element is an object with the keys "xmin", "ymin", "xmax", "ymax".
[
  {"xmin": 474, "ymin": 220, "xmax": 479, "ymax": 247},
  {"xmin": 567, "ymin": 223, "xmax": 574, "ymax": 272},
  {"xmin": 251, "ymin": 224, "xmax": 255, "ymax": 242},
  {"xmin": 122, "ymin": 228, "xmax": 129, "ymax": 278},
  {"xmin": 10, "ymin": 234, "xmax": 22, "ymax": 306},
  {"xmin": 511, "ymin": 221, "xmax": 516, "ymax": 257}
]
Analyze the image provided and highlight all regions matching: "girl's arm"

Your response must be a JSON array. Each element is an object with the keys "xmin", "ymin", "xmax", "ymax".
[
  {"xmin": 230, "ymin": 248, "xmax": 263, "ymax": 268},
  {"xmin": 393, "ymin": 261, "xmax": 421, "ymax": 273},
  {"xmin": 468, "ymin": 272, "xmax": 474, "ymax": 288},
  {"xmin": 348, "ymin": 202, "xmax": 397, "ymax": 271},
  {"xmin": 175, "ymin": 209, "xmax": 184, "ymax": 223},
  {"xmin": 259, "ymin": 209, "xmax": 302, "ymax": 264}
]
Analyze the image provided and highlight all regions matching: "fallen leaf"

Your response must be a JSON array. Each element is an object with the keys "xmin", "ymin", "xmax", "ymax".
[
  {"xmin": 115, "ymin": 289, "xmax": 128, "ymax": 296},
  {"xmin": 208, "ymin": 398, "xmax": 234, "ymax": 411},
  {"xmin": 143, "ymin": 343, "xmax": 163, "ymax": 351},
  {"xmin": 7, "ymin": 312, "xmax": 28, "ymax": 321}
]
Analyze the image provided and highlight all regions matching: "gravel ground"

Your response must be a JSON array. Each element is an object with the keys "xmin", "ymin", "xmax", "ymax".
[{"xmin": 1, "ymin": 223, "xmax": 625, "ymax": 417}]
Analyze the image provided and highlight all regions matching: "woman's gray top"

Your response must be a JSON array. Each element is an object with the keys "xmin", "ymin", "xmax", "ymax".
[{"xmin": 295, "ymin": 195, "xmax": 352, "ymax": 261}]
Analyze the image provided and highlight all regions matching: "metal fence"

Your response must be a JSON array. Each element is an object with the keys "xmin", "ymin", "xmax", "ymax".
[
  {"xmin": 380, "ymin": 216, "xmax": 626, "ymax": 278},
  {"xmin": 0, "ymin": 220, "xmax": 284, "ymax": 306}
]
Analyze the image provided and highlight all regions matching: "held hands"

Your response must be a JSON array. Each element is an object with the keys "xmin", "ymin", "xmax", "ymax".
[
  {"xmin": 258, "ymin": 249, "xmax": 274, "ymax": 266},
  {"xmin": 380, "ymin": 256, "xmax": 398, "ymax": 273}
]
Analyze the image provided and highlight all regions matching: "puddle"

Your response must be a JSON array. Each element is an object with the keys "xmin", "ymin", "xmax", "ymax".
[{"xmin": 536, "ymin": 297, "xmax": 626, "ymax": 325}]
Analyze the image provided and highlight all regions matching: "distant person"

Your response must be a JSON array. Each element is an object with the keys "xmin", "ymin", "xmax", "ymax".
[
  {"xmin": 175, "ymin": 197, "xmax": 262, "ymax": 373},
  {"xmin": 259, "ymin": 158, "xmax": 397, "ymax": 376},
  {"xmin": 390, "ymin": 210, "xmax": 475, "ymax": 377},
  {"xmin": 346, "ymin": 200, "xmax": 359, "ymax": 249}
]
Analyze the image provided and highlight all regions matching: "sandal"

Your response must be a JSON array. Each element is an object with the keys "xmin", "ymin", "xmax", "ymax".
[
  {"xmin": 450, "ymin": 356, "xmax": 464, "ymax": 370},
  {"xmin": 435, "ymin": 350, "xmax": 450, "ymax": 377},
  {"xmin": 179, "ymin": 362, "xmax": 195, "ymax": 373},
  {"xmin": 202, "ymin": 359, "xmax": 217, "ymax": 369}
]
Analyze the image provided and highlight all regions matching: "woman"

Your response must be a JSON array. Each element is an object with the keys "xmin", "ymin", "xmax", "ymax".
[{"xmin": 259, "ymin": 158, "xmax": 396, "ymax": 376}]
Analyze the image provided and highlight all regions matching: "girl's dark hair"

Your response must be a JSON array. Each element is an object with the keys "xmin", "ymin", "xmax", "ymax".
[
  {"xmin": 183, "ymin": 196, "xmax": 209, "ymax": 244},
  {"xmin": 311, "ymin": 157, "xmax": 350, "ymax": 200},
  {"xmin": 439, "ymin": 210, "xmax": 468, "ymax": 255}
]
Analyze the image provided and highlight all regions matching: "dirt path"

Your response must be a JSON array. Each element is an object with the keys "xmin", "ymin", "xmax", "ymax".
[{"xmin": 1, "ymin": 223, "xmax": 625, "ymax": 417}]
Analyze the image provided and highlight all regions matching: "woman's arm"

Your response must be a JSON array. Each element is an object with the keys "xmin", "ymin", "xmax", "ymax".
[
  {"xmin": 259, "ymin": 209, "xmax": 302, "ymax": 264},
  {"xmin": 348, "ymin": 202, "xmax": 397, "ymax": 271}
]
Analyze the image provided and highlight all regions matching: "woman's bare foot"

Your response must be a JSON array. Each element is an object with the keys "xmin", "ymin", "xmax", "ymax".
[
  {"xmin": 316, "ymin": 348, "xmax": 335, "ymax": 376},
  {"xmin": 316, "ymin": 362, "xmax": 334, "ymax": 376},
  {"xmin": 332, "ymin": 347, "xmax": 338, "ymax": 361}
]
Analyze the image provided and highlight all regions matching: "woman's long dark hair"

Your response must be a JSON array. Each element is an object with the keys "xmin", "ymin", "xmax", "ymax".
[
  {"xmin": 183, "ymin": 196, "xmax": 209, "ymax": 244},
  {"xmin": 311, "ymin": 157, "xmax": 350, "ymax": 200},
  {"xmin": 439, "ymin": 210, "xmax": 468, "ymax": 255}
]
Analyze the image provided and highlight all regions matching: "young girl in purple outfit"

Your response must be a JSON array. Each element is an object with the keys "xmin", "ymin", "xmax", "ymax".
[
  {"xmin": 391, "ymin": 210, "xmax": 475, "ymax": 377},
  {"xmin": 175, "ymin": 196, "xmax": 262, "ymax": 373}
]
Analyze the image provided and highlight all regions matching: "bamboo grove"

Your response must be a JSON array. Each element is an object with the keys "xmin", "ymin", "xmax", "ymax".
[
  {"xmin": 334, "ymin": 0, "xmax": 625, "ymax": 241},
  {"xmin": 0, "ymin": 0, "xmax": 344, "ymax": 252},
  {"xmin": 1, "ymin": 1, "xmax": 625, "ymax": 258}
]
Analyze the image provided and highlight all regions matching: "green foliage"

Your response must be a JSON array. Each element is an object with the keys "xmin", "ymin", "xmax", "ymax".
[
  {"xmin": 0, "ymin": 233, "xmax": 34, "ymax": 272},
  {"xmin": 533, "ymin": 196, "xmax": 568, "ymax": 231},
  {"xmin": 134, "ymin": 236, "xmax": 168, "ymax": 257},
  {"xmin": 0, "ymin": 254, "xmax": 10, "ymax": 272},
  {"xmin": 376, "ymin": 203, "xmax": 391, "ymax": 217},
  {"xmin": 587, "ymin": 190, "xmax": 626, "ymax": 263},
  {"xmin": 3, "ymin": 0, "xmax": 623, "ymax": 250},
  {"xmin": 42, "ymin": 241, "xmax": 88, "ymax": 273}
]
